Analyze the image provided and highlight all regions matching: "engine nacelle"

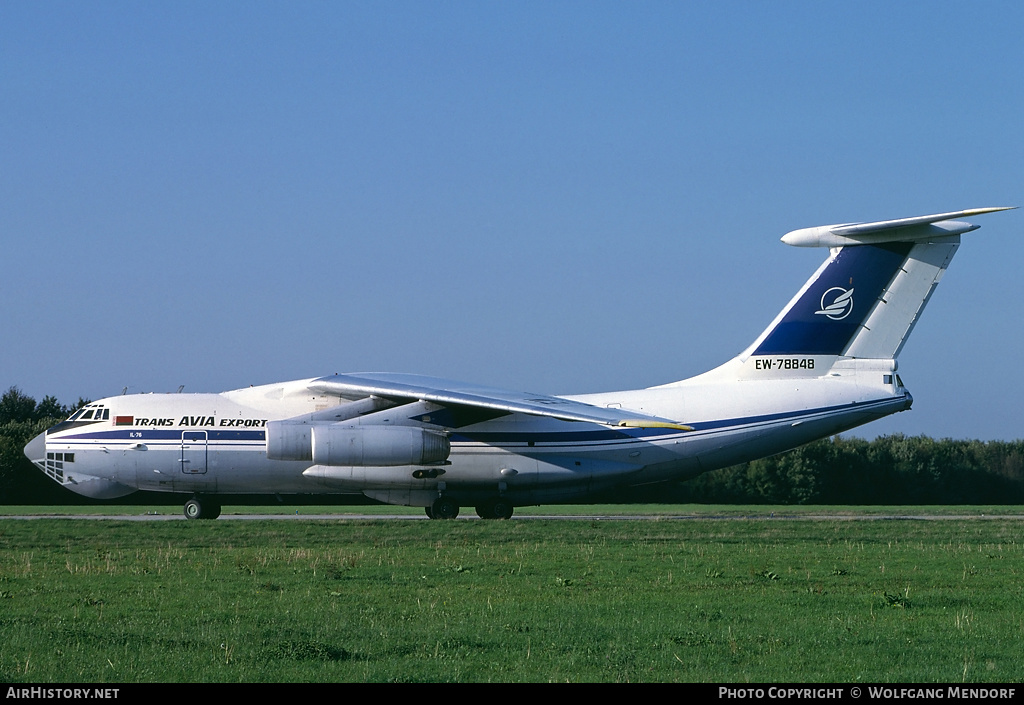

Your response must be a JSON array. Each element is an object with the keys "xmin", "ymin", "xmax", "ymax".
[
  {"xmin": 312, "ymin": 425, "xmax": 450, "ymax": 466},
  {"xmin": 266, "ymin": 421, "xmax": 450, "ymax": 466},
  {"xmin": 266, "ymin": 420, "xmax": 315, "ymax": 461}
]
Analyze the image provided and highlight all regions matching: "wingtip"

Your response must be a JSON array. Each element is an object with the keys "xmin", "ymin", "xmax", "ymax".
[{"xmin": 961, "ymin": 206, "xmax": 1017, "ymax": 217}]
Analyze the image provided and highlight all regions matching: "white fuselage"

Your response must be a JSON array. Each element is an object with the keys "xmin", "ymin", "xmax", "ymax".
[{"xmin": 30, "ymin": 355, "xmax": 910, "ymax": 508}]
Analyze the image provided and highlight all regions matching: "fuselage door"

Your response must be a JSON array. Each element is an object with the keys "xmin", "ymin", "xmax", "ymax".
[{"xmin": 181, "ymin": 431, "xmax": 208, "ymax": 474}]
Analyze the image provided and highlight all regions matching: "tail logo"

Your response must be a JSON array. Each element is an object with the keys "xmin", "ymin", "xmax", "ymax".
[{"xmin": 815, "ymin": 287, "xmax": 854, "ymax": 320}]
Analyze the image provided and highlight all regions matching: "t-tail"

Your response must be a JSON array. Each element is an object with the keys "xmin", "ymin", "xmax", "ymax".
[
  {"xmin": 642, "ymin": 207, "xmax": 1013, "ymax": 472},
  {"xmin": 673, "ymin": 207, "xmax": 1014, "ymax": 389},
  {"xmin": 748, "ymin": 207, "xmax": 1012, "ymax": 371}
]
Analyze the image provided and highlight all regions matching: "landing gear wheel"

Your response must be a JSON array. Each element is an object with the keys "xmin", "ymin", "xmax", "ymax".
[
  {"xmin": 183, "ymin": 497, "xmax": 221, "ymax": 520},
  {"xmin": 184, "ymin": 497, "xmax": 203, "ymax": 520},
  {"xmin": 476, "ymin": 498, "xmax": 513, "ymax": 520},
  {"xmin": 490, "ymin": 498, "xmax": 513, "ymax": 520},
  {"xmin": 430, "ymin": 497, "xmax": 460, "ymax": 520},
  {"xmin": 424, "ymin": 506, "xmax": 435, "ymax": 519}
]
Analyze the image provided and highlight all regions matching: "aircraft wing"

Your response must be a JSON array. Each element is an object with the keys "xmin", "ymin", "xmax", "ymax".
[{"xmin": 307, "ymin": 373, "xmax": 691, "ymax": 430}]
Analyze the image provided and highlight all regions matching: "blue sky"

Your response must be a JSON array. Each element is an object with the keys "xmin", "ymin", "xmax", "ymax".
[{"xmin": 2, "ymin": 1, "xmax": 1021, "ymax": 439}]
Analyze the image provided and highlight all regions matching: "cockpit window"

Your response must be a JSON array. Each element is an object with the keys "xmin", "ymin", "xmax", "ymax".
[{"xmin": 66, "ymin": 406, "xmax": 110, "ymax": 422}]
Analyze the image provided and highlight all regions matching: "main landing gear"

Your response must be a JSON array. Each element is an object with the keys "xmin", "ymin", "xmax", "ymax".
[
  {"xmin": 476, "ymin": 497, "xmax": 514, "ymax": 520},
  {"xmin": 183, "ymin": 496, "xmax": 222, "ymax": 520},
  {"xmin": 425, "ymin": 496, "xmax": 460, "ymax": 520},
  {"xmin": 424, "ymin": 496, "xmax": 514, "ymax": 520}
]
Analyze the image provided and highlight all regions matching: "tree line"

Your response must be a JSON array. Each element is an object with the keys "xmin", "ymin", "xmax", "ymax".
[
  {"xmin": 2, "ymin": 386, "xmax": 1022, "ymax": 505},
  {"xmin": 0, "ymin": 387, "xmax": 93, "ymax": 503},
  {"xmin": 630, "ymin": 433, "xmax": 1024, "ymax": 505}
]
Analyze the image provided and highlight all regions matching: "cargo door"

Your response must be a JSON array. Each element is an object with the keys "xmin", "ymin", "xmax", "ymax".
[{"xmin": 181, "ymin": 431, "xmax": 208, "ymax": 474}]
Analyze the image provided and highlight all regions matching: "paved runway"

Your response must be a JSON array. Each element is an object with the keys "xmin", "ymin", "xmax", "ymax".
[{"xmin": 3, "ymin": 512, "xmax": 1022, "ymax": 521}]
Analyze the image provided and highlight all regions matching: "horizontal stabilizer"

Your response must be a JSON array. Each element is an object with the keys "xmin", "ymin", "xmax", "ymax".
[{"xmin": 781, "ymin": 207, "xmax": 1014, "ymax": 247}]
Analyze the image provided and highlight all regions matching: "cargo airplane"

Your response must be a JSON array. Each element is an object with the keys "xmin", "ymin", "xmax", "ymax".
[{"xmin": 25, "ymin": 207, "xmax": 1013, "ymax": 519}]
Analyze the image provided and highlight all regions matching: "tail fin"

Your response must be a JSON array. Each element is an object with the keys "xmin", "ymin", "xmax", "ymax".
[{"xmin": 744, "ymin": 208, "xmax": 1012, "ymax": 362}]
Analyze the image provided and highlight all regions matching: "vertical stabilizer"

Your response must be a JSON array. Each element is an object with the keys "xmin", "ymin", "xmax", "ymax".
[
  {"xmin": 747, "ymin": 241, "xmax": 921, "ymax": 358},
  {"xmin": 675, "ymin": 207, "xmax": 1016, "ymax": 386},
  {"xmin": 744, "ymin": 237, "xmax": 961, "ymax": 361},
  {"xmin": 658, "ymin": 208, "xmax": 1011, "ymax": 387}
]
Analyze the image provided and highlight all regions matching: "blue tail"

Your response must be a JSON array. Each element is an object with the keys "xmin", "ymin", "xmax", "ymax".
[
  {"xmin": 744, "ymin": 208, "xmax": 1012, "ymax": 362},
  {"xmin": 752, "ymin": 242, "xmax": 915, "ymax": 357}
]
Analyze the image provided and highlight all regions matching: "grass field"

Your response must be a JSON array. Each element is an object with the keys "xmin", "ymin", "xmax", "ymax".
[{"xmin": 1, "ymin": 507, "xmax": 1022, "ymax": 682}]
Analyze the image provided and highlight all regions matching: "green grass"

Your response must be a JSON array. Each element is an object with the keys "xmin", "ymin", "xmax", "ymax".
[{"xmin": 0, "ymin": 512, "xmax": 1022, "ymax": 682}]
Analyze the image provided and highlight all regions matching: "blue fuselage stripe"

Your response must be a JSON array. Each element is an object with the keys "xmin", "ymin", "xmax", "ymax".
[
  {"xmin": 54, "ymin": 429, "xmax": 267, "ymax": 442},
  {"xmin": 451, "ymin": 395, "xmax": 905, "ymax": 444}
]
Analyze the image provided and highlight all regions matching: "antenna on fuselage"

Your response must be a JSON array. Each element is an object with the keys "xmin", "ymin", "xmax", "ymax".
[{"xmin": 177, "ymin": 385, "xmax": 185, "ymax": 393}]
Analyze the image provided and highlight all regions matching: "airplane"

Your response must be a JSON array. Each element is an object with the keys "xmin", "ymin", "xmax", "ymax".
[{"xmin": 24, "ymin": 207, "xmax": 1013, "ymax": 519}]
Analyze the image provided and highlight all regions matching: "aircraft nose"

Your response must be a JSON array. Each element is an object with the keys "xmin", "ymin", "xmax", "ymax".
[{"xmin": 24, "ymin": 432, "xmax": 46, "ymax": 464}]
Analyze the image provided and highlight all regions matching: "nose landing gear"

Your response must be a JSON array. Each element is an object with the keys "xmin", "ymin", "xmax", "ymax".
[{"xmin": 183, "ymin": 496, "xmax": 222, "ymax": 520}]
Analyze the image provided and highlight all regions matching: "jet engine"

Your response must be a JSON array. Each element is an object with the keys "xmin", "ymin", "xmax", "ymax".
[{"xmin": 266, "ymin": 421, "xmax": 450, "ymax": 466}]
